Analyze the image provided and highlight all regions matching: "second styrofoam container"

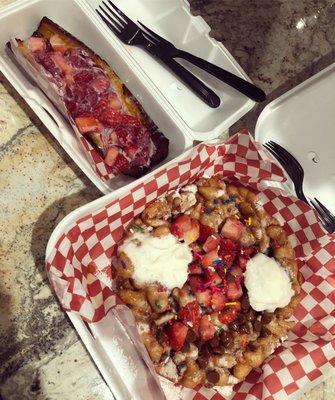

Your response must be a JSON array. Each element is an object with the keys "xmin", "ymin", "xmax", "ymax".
[{"xmin": 0, "ymin": 0, "xmax": 255, "ymax": 194}]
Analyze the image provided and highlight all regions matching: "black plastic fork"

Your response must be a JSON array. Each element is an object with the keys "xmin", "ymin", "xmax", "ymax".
[
  {"xmin": 96, "ymin": 1, "xmax": 221, "ymax": 108},
  {"xmin": 264, "ymin": 141, "xmax": 335, "ymax": 233},
  {"xmin": 310, "ymin": 198, "xmax": 335, "ymax": 233},
  {"xmin": 264, "ymin": 141, "xmax": 308, "ymax": 203},
  {"xmin": 137, "ymin": 21, "xmax": 266, "ymax": 103}
]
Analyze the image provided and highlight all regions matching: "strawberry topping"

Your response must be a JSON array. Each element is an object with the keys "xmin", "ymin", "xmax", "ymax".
[
  {"xmin": 218, "ymin": 238, "xmax": 239, "ymax": 267},
  {"xmin": 167, "ymin": 322, "xmax": 188, "ymax": 351},
  {"xmin": 198, "ymin": 224, "xmax": 215, "ymax": 244},
  {"xmin": 28, "ymin": 31, "xmax": 169, "ymax": 178},
  {"xmin": 219, "ymin": 306, "xmax": 238, "ymax": 324},
  {"xmin": 170, "ymin": 215, "xmax": 200, "ymax": 244},
  {"xmin": 221, "ymin": 217, "xmax": 244, "ymax": 241},
  {"xmin": 203, "ymin": 234, "xmax": 220, "ymax": 253},
  {"xmin": 195, "ymin": 289, "xmax": 212, "ymax": 307},
  {"xmin": 99, "ymin": 110, "xmax": 141, "ymax": 127},
  {"xmin": 179, "ymin": 301, "xmax": 201, "ymax": 328},
  {"xmin": 211, "ymin": 291, "xmax": 227, "ymax": 311},
  {"xmin": 227, "ymin": 277, "xmax": 243, "ymax": 300},
  {"xmin": 104, "ymin": 147, "xmax": 119, "ymax": 167},
  {"xmin": 188, "ymin": 275, "xmax": 204, "ymax": 293},
  {"xmin": 188, "ymin": 261, "xmax": 203, "ymax": 275},
  {"xmin": 199, "ymin": 315, "xmax": 216, "ymax": 341},
  {"xmin": 75, "ymin": 116, "xmax": 100, "ymax": 134},
  {"xmin": 202, "ymin": 249, "xmax": 220, "ymax": 268}
]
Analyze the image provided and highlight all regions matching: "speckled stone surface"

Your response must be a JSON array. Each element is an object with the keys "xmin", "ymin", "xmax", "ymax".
[{"xmin": 0, "ymin": 1, "xmax": 334, "ymax": 399}]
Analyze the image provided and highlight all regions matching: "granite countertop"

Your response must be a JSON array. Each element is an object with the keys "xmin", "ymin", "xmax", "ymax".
[{"xmin": 0, "ymin": 0, "xmax": 334, "ymax": 399}]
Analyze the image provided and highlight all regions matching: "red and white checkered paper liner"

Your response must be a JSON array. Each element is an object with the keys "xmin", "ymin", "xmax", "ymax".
[
  {"xmin": 79, "ymin": 133, "xmax": 116, "ymax": 181},
  {"xmin": 46, "ymin": 131, "xmax": 335, "ymax": 400}
]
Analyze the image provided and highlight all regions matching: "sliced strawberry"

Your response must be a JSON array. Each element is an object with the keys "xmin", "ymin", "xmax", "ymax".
[
  {"xmin": 219, "ymin": 307, "xmax": 238, "ymax": 324},
  {"xmin": 104, "ymin": 147, "xmax": 119, "ymax": 167},
  {"xmin": 211, "ymin": 291, "xmax": 227, "ymax": 311},
  {"xmin": 199, "ymin": 315, "xmax": 216, "ymax": 341},
  {"xmin": 198, "ymin": 224, "xmax": 215, "ymax": 244},
  {"xmin": 49, "ymin": 34, "xmax": 68, "ymax": 53},
  {"xmin": 238, "ymin": 256, "xmax": 249, "ymax": 269},
  {"xmin": 179, "ymin": 301, "xmax": 201, "ymax": 328},
  {"xmin": 75, "ymin": 116, "xmax": 100, "ymax": 134},
  {"xmin": 227, "ymin": 278, "xmax": 243, "ymax": 300},
  {"xmin": 188, "ymin": 275, "xmax": 203, "ymax": 293},
  {"xmin": 91, "ymin": 76, "xmax": 110, "ymax": 93},
  {"xmin": 167, "ymin": 322, "xmax": 188, "ymax": 351},
  {"xmin": 99, "ymin": 110, "xmax": 141, "ymax": 127},
  {"xmin": 203, "ymin": 234, "xmax": 220, "ymax": 253},
  {"xmin": 221, "ymin": 217, "xmax": 244, "ymax": 241},
  {"xmin": 188, "ymin": 262, "xmax": 202, "ymax": 275},
  {"xmin": 170, "ymin": 215, "xmax": 200, "ymax": 244},
  {"xmin": 74, "ymin": 70, "xmax": 94, "ymax": 86},
  {"xmin": 218, "ymin": 238, "xmax": 239, "ymax": 267},
  {"xmin": 109, "ymin": 94, "xmax": 122, "ymax": 110},
  {"xmin": 229, "ymin": 265, "xmax": 243, "ymax": 278},
  {"xmin": 202, "ymin": 249, "xmax": 219, "ymax": 268},
  {"xmin": 184, "ymin": 219, "xmax": 200, "ymax": 244},
  {"xmin": 195, "ymin": 289, "xmax": 212, "ymax": 307},
  {"xmin": 126, "ymin": 145, "xmax": 139, "ymax": 158},
  {"xmin": 51, "ymin": 52, "xmax": 73, "ymax": 76},
  {"xmin": 28, "ymin": 37, "xmax": 46, "ymax": 52},
  {"xmin": 204, "ymin": 270, "xmax": 222, "ymax": 287},
  {"xmin": 241, "ymin": 246, "xmax": 257, "ymax": 257},
  {"xmin": 113, "ymin": 153, "xmax": 130, "ymax": 171},
  {"xmin": 170, "ymin": 214, "xmax": 191, "ymax": 238},
  {"xmin": 238, "ymin": 246, "xmax": 257, "ymax": 269},
  {"xmin": 92, "ymin": 94, "xmax": 110, "ymax": 118}
]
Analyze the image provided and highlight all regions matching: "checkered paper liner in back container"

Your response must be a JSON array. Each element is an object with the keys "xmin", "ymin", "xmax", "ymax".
[{"xmin": 46, "ymin": 130, "xmax": 335, "ymax": 400}]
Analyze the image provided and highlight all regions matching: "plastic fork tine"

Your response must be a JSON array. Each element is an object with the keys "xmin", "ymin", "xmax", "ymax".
[
  {"xmin": 314, "ymin": 198, "xmax": 335, "ymax": 220},
  {"xmin": 271, "ymin": 146, "xmax": 300, "ymax": 170},
  {"xmin": 264, "ymin": 144, "xmax": 287, "ymax": 166},
  {"xmin": 102, "ymin": 1, "xmax": 125, "ymax": 26},
  {"xmin": 310, "ymin": 199, "xmax": 331, "ymax": 223},
  {"xmin": 107, "ymin": 0, "xmax": 133, "ymax": 24},
  {"xmin": 269, "ymin": 141, "xmax": 303, "ymax": 172},
  {"xmin": 267, "ymin": 142, "xmax": 291, "ymax": 165},
  {"xmin": 141, "ymin": 32, "xmax": 158, "ymax": 45},
  {"xmin": 137, "ymin": 21, "xmax": 163, "ymax": 44},
  {"xmin": 97, "ymin": 8, "xmax": 121, "ymax": 32}
]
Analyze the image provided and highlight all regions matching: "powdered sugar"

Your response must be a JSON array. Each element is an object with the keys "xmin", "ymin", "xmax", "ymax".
[
  {"xmin": 109, "ymin": 337, "xmax": 138, "ymax": 383},
  {"xmin": 160, "ymin": 377, "xmax": 182, "ymax": 400}
]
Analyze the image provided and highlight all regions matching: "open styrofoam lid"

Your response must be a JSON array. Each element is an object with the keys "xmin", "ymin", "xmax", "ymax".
[
  {"xmin": 86, "ymin": 0, "xmax": 255, "ymax": 141},
  {"xmin": 255, "ymin": 62, "xmax": 335, "ymax": 214}
]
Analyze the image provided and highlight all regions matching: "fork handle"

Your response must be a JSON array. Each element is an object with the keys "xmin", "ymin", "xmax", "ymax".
[
  {"xmin": 176, "ymin": 50, "xmax": 266, "ymax": 103},
  {"xmin": 146, "ymin": 47, "xmax": 220, "ymax": 108},
  {"xmin": 295, "ymin": 186, "xmax": 309, "ymax": 204}
]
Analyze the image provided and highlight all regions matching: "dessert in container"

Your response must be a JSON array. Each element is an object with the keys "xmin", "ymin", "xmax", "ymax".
[
  {"xmin": 0, "ymin": 0, "xmax": 333, "ymax": 396},
  {"xmin": 45, "ymin": 130, "xmax": 335, "ymax": 400},
  {"xmin": 0, "ymin": 0, "xmax": 255, "ymax": 194}
]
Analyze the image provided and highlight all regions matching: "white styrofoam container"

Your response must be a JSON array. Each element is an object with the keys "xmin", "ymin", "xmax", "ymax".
[
  {"xmin": 46, "ymin": 62, "xmax": 335, "ymax": 400},
  {"xmin": 0, "ymin": 0, "xmax": 255, "ymax": 194},
  {"xmin": 255, "ymin": 62, "xmax": 335, "ymax": 214}
]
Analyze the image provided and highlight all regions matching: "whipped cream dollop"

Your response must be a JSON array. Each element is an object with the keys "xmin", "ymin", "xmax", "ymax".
[
  {"xmin": 244, "ymin": 253, "xmax": 294, "ymax": 312},
  {"xmin": 119, "ymin": 232, "xmax": 192, "ymax": 290}
]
